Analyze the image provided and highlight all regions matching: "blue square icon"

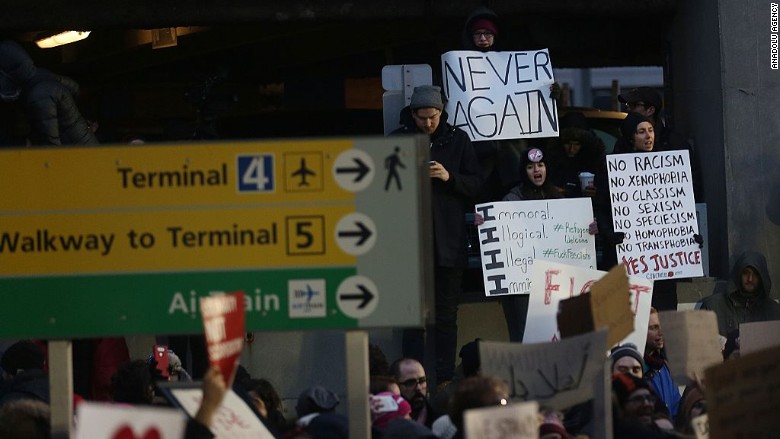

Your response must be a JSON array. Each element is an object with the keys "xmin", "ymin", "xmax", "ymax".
[{"xmin": 237, "ymin": 154, "xmax": 274, "ymax": 192}]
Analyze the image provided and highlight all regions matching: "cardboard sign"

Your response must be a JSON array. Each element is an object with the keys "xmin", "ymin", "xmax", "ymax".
[
  {"xmin": 75, "ymin": 402, "xmax": 186, "ymax": 439},
  {"xmin": 557, "ymin": 265, "xmax": 634, "ymax": 347},
  {"xmin": 200, "ymin": 291, "xmax": 245, "ymax": 387},
  {"xmin": 606, "ymin": 150, "xmax": 703, "ymax": 280},
  {"xmin": 463, "ymin": 401, "xmax": 539, "ymax": 439},
  {"xmin": 475, "ymin": 199, "xmax": 597, "ymax": 297},
  {"xmin": 739, "ymin": 320, "xmax": 780, "ymax": 355},
  {"xmin": 441, "ymin": 50, "xmax": 558, "ymax": 141},
  {"xmin": 691, "ymin": 414, "xmax": 709, "ymax": 439},
  {"xmin": 526, "ymin": 259, "xmax": 653, "ymax": 347},
  {"xmin": 659, "ymin": 310, "xmax": 722, "ymax": 383},
  {"xmin": 479, "ymin": 329, "xmax": 608, "ymax": 410},
  {"xmin": 163, "ymin": 387, "xmax": 275, "ymax": 439},
  {"xmin": 704, "ymin": 346, "xmax": 780, "ymax": 439}
]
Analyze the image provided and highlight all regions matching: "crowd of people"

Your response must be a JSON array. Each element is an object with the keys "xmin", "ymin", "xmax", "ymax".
[{"xmin": 1, "ymin": 6, "xmax": 779, "ymax": 439}]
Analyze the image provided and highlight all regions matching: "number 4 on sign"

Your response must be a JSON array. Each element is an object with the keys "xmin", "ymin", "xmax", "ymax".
[{"xmin": 238, "ymin": 155, "xmax": 274, "ymax": 192}]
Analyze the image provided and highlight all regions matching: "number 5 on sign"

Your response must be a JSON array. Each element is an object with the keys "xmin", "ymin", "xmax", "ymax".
[{"xmin": 238, "ymin": 154, "xmax": 275, "ymax": 192}]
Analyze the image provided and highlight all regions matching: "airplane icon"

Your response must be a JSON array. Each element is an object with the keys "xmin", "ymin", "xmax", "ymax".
[
  {"xmin": 294, "ymin": 284, "xmax": 319, "ymax": 303},
  {"xmin": 291, "ymin": 158, "xmax": 316, "ymax": 187}
]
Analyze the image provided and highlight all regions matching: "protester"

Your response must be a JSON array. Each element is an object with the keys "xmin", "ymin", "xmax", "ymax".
[
  {"xmin": 0, "ymin": 340, "xmax": 49, "ymax": 406},
  {"xmin": 391, "ymin": 85, "xmax": 483, "ymax": 388},
  {"xmin": 617, "ymin": 87, "xmax": 689, "ymax": 153},
  {"xmin": 290, "ymin": 385, "xmax": 348, "ymax": 438},
  {"xmin": 184, "ymin": 366, "xmax": 229, "ymax": 439},
  {"xmin": 674, "ymin": 385, "xmax": 706, "ymax": 435},
  {"xmin": 389, "ymin": 358, "xmax": 441, "ymax": 428},
  {"xmin": 546, "ymin": 111, "xmax": 605, "ymax": 198},
  {"xmin": 643, "ymin": 308, "xmax": 682, "ymax": 418},
  {"xmin": 610, "ymin": 343, "xmax": 645, "ymax": 379},
  {"xmin": 699, "ymin": 251, "xmax": 780, "ymax": 336},
  {"xmin": 611, "ymin": 373, "xmax": 679, "ymax": 439},
  {"xmin": 447, "ymin": 375, "xmax": 511, "ymax": 439},
  {"xmin": 111, "ymin": 359, "xmax": 155, "ymax": 405},
  {"xmin": 246, "ymin": 378, "xmax": 287, "ymax": 433},
  {"xmin": 0, "ymin": 40, "xmax": 98, "ymax": 146}
]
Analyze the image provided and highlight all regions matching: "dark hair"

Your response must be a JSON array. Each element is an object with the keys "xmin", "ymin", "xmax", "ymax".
[
  {"xmin": 0, "ymin": 399, "xmax": 51, "ymax": 439},
  {"xmin": 1, "ymin": 341, "xmax": 45, "ymax": 376},
  {"xmin": 111, "ymin": 360, "xmax": 154, "ymax": 405},
  {"xmin": 370, "ymin": 375, "xmax": 398, "ymax": 394},
  {"xmin": 449, "ymin": 376, "xmax": 509, "ymax": 431},
  {"xmin": 369, "ymin": 344, "xmax": 390, "ymax": 377},
  {"xmin": 247, "ymin": 378, "xmax": 282, "ymax": 413}
]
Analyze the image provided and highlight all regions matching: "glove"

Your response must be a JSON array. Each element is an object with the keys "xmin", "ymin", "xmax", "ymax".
[
  {"xmin": 693, "ymin": 233, "xmax": 704, "ymax": 248},
  {"xmin": 611, "ymin": 232, "xmax": 625, "ymax": 245},
  {"xmin": 549, "ymin": 82, "xmax": 562, "ymax": 99}
]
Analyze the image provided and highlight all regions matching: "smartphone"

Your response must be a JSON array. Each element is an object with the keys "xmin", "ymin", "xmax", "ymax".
[{"xmin": 153, "ymin": 344, "xmax": 170, "ymax": 378}]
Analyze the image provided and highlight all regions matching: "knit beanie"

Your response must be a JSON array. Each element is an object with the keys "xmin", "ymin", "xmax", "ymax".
[
  {"xmin": 679, "ymin": 386, "xmax": 705, "ymax": 420},
  {"xmin": 409, "ymin": 85, "xmax": 444, "ymax": 111},
  {"xmin": 609, "ymin": 343, "xmax": 645, "ymax": 369},
  {"xmin": 620, "ymin": 112, "xmax": 653, "ymax": 141},
  {"xmin": 520, "ymin": 147, "xmax": 546, "ymax": 168},
  {"xmin": 470, "ymin": 18, "xmax": 498, "ymax": 35},
  {"xmin": 295, "ymin": 385, "xmax": 340, "ymax": 417},
  {"xmin": 611, "ymin": 372, "xmax": 653, "ymax": 407},
  {"xmin": 1, "ymin": 340, "xmax": 45, "ymax": 376}
]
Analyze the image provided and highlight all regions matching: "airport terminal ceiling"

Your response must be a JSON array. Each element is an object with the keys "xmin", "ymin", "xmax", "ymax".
[{"xmin": 1, "ymin": 1, "xmax": 677, "ymax": 140}]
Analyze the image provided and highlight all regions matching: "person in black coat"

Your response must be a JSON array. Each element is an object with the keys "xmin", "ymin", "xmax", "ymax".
[
  {"xmin": 392, "ymin": 85, "xmax": 483, "ymax": 386},
  {"xmin": 0, "ymin": 40, "xmax": 98, "ymax": 146}
]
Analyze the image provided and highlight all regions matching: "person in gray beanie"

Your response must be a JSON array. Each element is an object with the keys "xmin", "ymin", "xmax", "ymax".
[
  {"xmin": 391, "ymin": 85, "xmax": 482, "ymax": 389},
  {"xmin": 610, "ymin": 343, "xmax": 645, "ymax": 379}
]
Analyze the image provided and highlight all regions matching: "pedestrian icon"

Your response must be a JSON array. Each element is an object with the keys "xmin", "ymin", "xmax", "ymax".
[{"xmin": 384, "ymin": 146, "xmax": 405, "ymax": 191}]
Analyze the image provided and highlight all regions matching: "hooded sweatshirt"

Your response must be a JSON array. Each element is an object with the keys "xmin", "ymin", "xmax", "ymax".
[{"xmin": 700, "ymin": 251, "xmax": 780, "ymax": 336}]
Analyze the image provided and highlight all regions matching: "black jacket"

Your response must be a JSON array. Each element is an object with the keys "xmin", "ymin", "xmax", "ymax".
[
  {"xmin": 0, "ymin": 40, "xmax": 98, "ymax": 146},
  {"xmin": 392, "ymin": 109, "xmax": 483, "ymax": 267},
  {"xmin": 0, "ymin": 369, "xmax": 49, "ymax": 406},
  {"xmin": 700, "ymin": 251, "xmax": 780, "ymax": 336}
]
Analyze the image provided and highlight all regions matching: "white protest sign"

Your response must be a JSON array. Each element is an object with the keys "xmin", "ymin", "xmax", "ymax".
[
  {"xmin": 659, "ymin": 310, "xmax": 722, "ymax": 384},
  {"xmin": 475, "ymin": 199, "xmax": 596, "ymax": 297},
  {"xmin": 170, "ymin": 388, "xmax": 275, "ymax": 439},
  {"xmin": 441, "ymin": 50, "xmax": 558, "ymax": 142},
  {"xmin": 526, "ymin": 259, "xmax": 653, "ymax": 345},
  {"xmin": 75, "ymin": 402, "xmax": 186, "ymax": 439},
  {"xmin": 463, "ymin": 401, "xmax": 539, "ymax": 439},
  {"xmin": 479, "ymin": 329, "xmax": 608, "ymax": 410},
  {"xmin": 606, "ymin": 150, "xmax": 703, "ymax": 280}
]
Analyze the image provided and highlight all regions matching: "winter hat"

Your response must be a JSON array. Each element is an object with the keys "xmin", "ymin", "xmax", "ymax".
[
  {"xmin": 409, "ymin": 85, "xmax": 444, "ymax": 111},
  {"xmin": 296, "ymin": 386, "xmax": 341, "ymax": 418},
  {"xmin": 371, "ymin": 392, "xmax": 412, "ymax": 429},
  {"xmin": 620, "ymin": 112, "xmax": 653, "ymax": 141},
  {"xmin": 520, "ymin": 147, "xmax": 546, "ymax": 168},
  {"xmin": 609, "ymin": 343, "xmax": 645, "ymax": 369},
  {"xmin": 618, "ymin": 87, "xmax": 663, "ymax": 112},
  {"xmin": 539, "ymin": 412, "xmax": 570, "ymax": 438},
  {"xmin": 611, "ymin": 372, "xmax": 653, "ymax": 407},
  {"xmin": 679, "ymin": 386, "xmax": 705, "ymax": 420},
  {"xmin": 1, "ymin": 340, "xmax": 45, "ymax": 376},
  {"xmin": 470, "ymin": 18, "xmax": 498, "ymax": 35}
]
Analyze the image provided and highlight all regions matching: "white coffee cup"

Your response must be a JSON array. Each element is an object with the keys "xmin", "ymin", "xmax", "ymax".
[{"xmin": 578, "ymin": 172, "xmax": 595, "ymax": 191}]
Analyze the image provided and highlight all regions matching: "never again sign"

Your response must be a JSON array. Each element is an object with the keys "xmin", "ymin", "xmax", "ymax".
[{"xmin": 441, "ymin": 50, "xmax": 558, "ymax": 141}]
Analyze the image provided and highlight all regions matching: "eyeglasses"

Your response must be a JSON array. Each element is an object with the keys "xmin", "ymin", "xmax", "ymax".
[
  {"xmin": 627, "ymin": 394, "xmax": 657, "ymax": 405},
  {"xmin": 625, "ymin": 101, "xmax": 646, "ymax": 110},
  {"xmin": 472, "ymin": 31, "xmax": 494, "ymax": 39},
  {"xmin": 398, "ymin": 376, "xmax": 427, "ymax": 388}
]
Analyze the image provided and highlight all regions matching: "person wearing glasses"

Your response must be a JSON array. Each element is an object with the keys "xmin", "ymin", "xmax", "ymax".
[
  {"xmin": 390, "ymin": 358, "xmax": 442, "ymax": 428},
  {"xmin": 611, "ymin": 373, "xmax": 679, "ymax": 438}
]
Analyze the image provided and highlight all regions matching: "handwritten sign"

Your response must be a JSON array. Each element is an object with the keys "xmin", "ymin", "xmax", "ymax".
[
  {"xmin": 692, "ymin": 414, "xmax": 709, "ymax": 439},
  {"xmin": 557, "ymin": 265, "xmax": 634, "ymax": 347},
  {"xmin": 659, "ymin": 310, "xmax": 722, "ymax": 384},
  {"xmin": 526, "ymin": 259, "xmax": 653, "ymax": 346},
  {"xmin": 475, "ymin": 199, "xmax": 596, "ymax": 297},
  {"xmin": 75, "ymin": 402, "xmax": 186, "ymax": 439},
  {"xmin": 704, "ymin": 346, "xmax": 780, "ymax": 439},
  {"xmin": 463, "ymin": 402, "xmax": 539, "ymax": 439},
  {"xmin": 479, "ymin": 329, "xmax": 607, "ymax": 410},
  {"xmin": 739, "ymin": 320, "xmax": 780, "ymax": 355},
  {"xmin": 606, "ymin": 150, "xmax": 703, "ymax": 280},
  {"xmin": 166, "ymin": 387, "xmax": 275, "ymax": 439},
  {"xmin": 441, "ymin": 50, "xmax": 558, "ymax": 141},
  {"xmin": 200, "ymin": 291, "xmax": 245, "ymax": 387}
]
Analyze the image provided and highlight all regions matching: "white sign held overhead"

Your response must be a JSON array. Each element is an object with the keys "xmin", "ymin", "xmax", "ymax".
[
  {"xmin": 75, "ymin": 402, "xmax": 186, "ymax": 439},
  {"xmin": 441, "ymin": 50, "xmax": 558, "ymax": 141}
]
